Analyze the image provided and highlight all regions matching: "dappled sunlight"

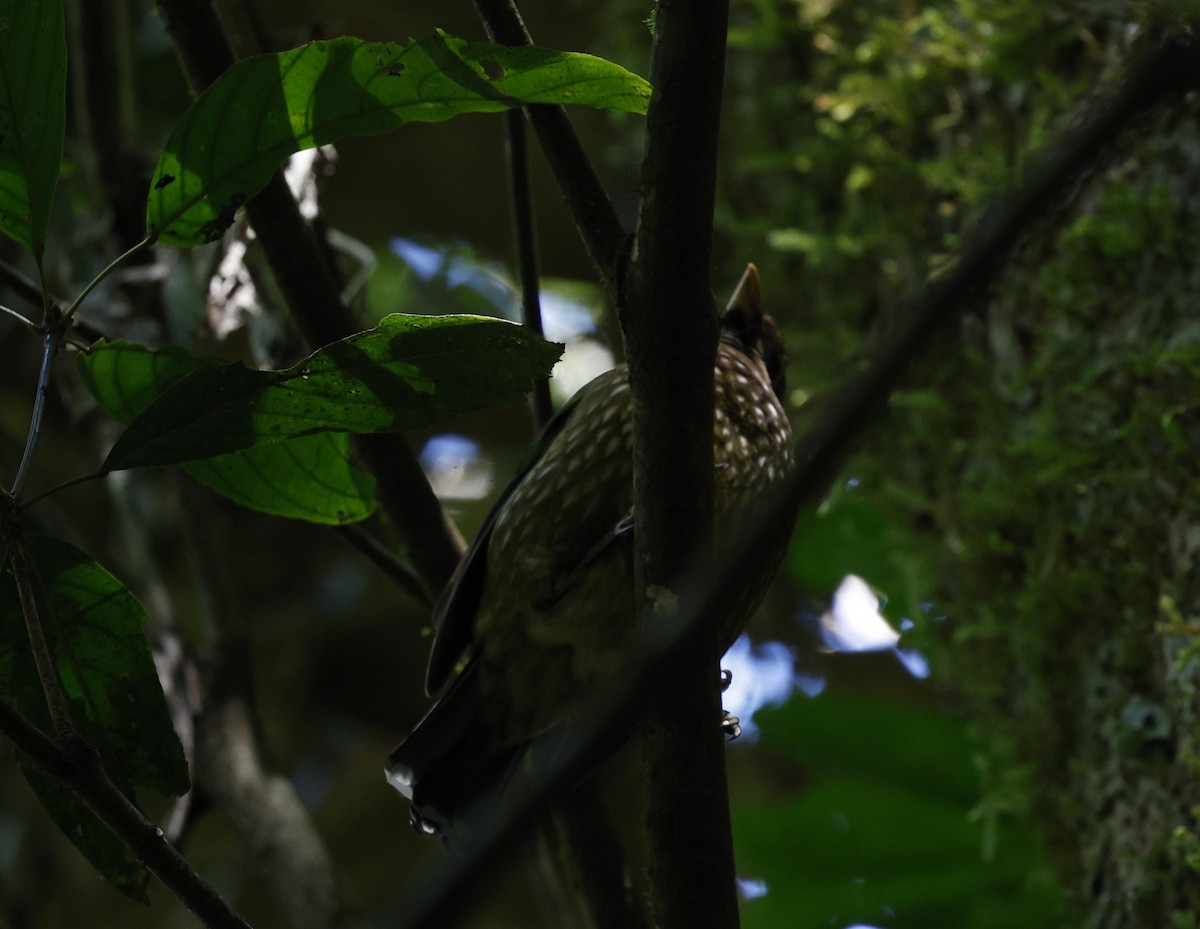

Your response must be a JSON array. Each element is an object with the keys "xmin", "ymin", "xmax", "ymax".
[
  {"xmin": 821, "ymin": 575, "xmax": 930, "ymax": 679},
  {"xmin": 390, "ymin": 235, "xmax": 616, "ymax": 405},
  {"xmin": 721, "ymin": 635, "xmax": 824, "ymax": 740},
  {"xmin": 737, "ymin": 877, "xmax": 769, "ymax": 900},
  {"xmin": 419, "ymin": 434, "xmax": 493, "ymax": 501}
]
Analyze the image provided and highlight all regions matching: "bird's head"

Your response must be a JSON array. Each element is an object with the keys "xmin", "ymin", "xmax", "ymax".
[{"xmin": 719, "ymin": 263, "xmax": 788, "ymax": 401}]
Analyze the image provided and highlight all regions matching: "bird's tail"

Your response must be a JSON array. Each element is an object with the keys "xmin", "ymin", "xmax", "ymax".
[{"xmin": 385, "ymin": 659, "xmax": 524, "ymax": 842}]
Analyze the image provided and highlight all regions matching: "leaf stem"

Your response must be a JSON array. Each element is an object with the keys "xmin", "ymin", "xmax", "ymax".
[
  {"xmin": 0, "ymin": 302, "xmax": 37, "ymax": 330},
  {"xmin": 336, "ymin": 524, "xmax": 433, "ymax": 606},
  {"xmin": 66, "ymin": 235, "xmax": 152, "ymax": 322},
  {"xmin": 10, "ymin": 313, "xmax": 61, "ymax": 499},
  {"xmin": 18, "ymin": 471, "xmax": 106, "ymax": 512}
]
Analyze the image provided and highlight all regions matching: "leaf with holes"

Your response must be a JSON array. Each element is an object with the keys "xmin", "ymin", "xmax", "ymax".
[
  {"xmin": 0, "ymin": 0, "xmax": 66, "ymax": 255},
  {"xmin": 79, "ymin": 342, "xmax": 377, "ymax": 524},
  {"xmin": 94, "ymin": 314, "xmax": 561, "ymax": 472},
  {"xmin": 147, "ymin": 31, "xmax": 650, "ymax": 245}
]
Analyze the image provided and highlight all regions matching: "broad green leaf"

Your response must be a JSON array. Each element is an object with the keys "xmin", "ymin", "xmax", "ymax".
[
  {"xmin": 147, "ymin": 32, "xmax": 651, "ymax": 245},
  {"xmin": 0, "ymin": 537, "xmax": 188, "ymax": 899},
  {"xmin": 0, "ymin": 537, "xmax": 189, "ymax": 795},
  {"xmin": 183, "ymin": 434, "xmax": 376, "ymax": 524},
  {"xmin": 96, "ymin": 314, "xmax": 562, "ymax": 472},
  {"xmin": 79, "ymin": 342, "xmax": 377, "ymax": 524},
  {"xmin": 0, "ymin": 0, "xmax": 66, "ymax": 254}
]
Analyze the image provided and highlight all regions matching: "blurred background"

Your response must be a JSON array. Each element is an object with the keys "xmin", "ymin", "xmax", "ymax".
[{"xmin": 3, "ymin": 1, "xmax": 1198, "ymax": 927}]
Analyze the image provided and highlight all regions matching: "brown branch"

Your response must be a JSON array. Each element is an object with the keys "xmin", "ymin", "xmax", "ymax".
[
  {"xmin": 153, "ymin": 0, "xmax": 464, "ymax": 597},
  {"xmin": 472, "ymin": 0, "xmax": 630, "ymax": 299}
]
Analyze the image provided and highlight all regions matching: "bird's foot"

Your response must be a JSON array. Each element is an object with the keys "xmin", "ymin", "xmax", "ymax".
[
  {"xmin": 720, "ymin": 668, "xmax": 733, "ymax": 692},
  {"xmin": 721, "ymin": 710, "xmax": 742, "ymax": 740}
]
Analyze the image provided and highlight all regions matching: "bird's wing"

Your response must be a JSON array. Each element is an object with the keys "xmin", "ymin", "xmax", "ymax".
[
  {"xmin": 424, "ymin": 388, "xmax": 590, "ymax": 695},
  {"xmin": 539, "ymin": 508, "xmax": 634, "ymax": 609}
]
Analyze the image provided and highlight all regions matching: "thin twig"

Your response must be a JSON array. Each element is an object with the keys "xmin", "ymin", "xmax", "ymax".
[
  {"xmin": 0, "ymin": 302, "xmax": 37, "ymax": 330},
  {"xmin": 504, "ymin": 109, "xmax": 554, "ymax": 428},
  {"xmin": 66, "ymin": 236, "xmax": 153, "ymax": 322},
  {"xmin": 473, "ymin": 0, "xmax": 630, "ymax": 299},
  {"xmin": 11, "ymin": 321, "xmax": 59, "ymax": 499},
  {"xmin": 336, "ymin": 523, "xmax": 433, "ymax": 606},
  {"xmin": 0, "ymin": 257, "xmax": 106, "ymax": 343}
]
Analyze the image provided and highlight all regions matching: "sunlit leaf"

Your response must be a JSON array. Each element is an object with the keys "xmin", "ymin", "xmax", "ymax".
[
  {"xmin": 147, "ymin": 32, "xmax": 651, "ymax": 245},
  {"xmin": 184, "ymin": 433, "xmax": 376, "ymax": 525},
  {"xmin": 94, "ymin": 314, "xmax": 561, "ymax": 472},
  {"xmin": 79, "ymin": 342, "xmax": 377, "ymax": 524},
  {"xmin": 0, "ymin": 0, "xmax": 66, "ymax": 255}
]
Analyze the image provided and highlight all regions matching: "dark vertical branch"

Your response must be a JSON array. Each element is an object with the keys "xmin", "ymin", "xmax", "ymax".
[
  {"xmin": 504, "ymin": 110, "xmax": 554, "ymax": 427},
  {"xmin": 623, "ymin": 2, "xmax": 737, "ymax": 928}
]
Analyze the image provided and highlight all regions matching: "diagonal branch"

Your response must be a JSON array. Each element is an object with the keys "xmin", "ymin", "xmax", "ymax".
[{"xmin": 0, "ymin": 694, "xmax": 251, "ymax": 929}]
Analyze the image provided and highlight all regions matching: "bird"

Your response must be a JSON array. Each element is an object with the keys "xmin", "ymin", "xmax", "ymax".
[{"xmin": 386, "ymin": 264, "xmax": 794, "ymax": 839}]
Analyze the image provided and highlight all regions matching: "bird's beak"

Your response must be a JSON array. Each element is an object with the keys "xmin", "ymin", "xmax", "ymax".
[{"xmin": 725, "ymin": 262, "xmax": 761, "ymax": 318}]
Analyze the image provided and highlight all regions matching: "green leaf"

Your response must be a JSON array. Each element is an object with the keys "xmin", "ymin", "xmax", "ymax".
[
  {"xmin": 184, "ymin": 433, "xmax": 376, "ymax": 525},
  {"xmin": 96, "ymin": 314, "xmax": 562, "ymax": 472},
  {"xmin": 0, "ymin": 537, "xmax": 189, "ymax": 795},
  {"xmin": 147, "ymin": 32, "xmax": 650, "ymax": 245},
  {"xmin": 0, "ymin": 0, "xmax": 66, "ymax": 255},
  {"xmin": 0, "ymin": 537, "xmax": 188, "ymax": 899},
  {"xmin": 78, "ymin": 342, "xmax": 377, "ymax": 524}
]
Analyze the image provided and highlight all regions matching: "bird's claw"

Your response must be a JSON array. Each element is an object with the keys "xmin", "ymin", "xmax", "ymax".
[
  {"xmin": 720, "ymin": 668, "xmax": 733, "ymax": 692},
  {"xmin": 721, "ymin": 710, "xmax": 742, "ymax": 740}
]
